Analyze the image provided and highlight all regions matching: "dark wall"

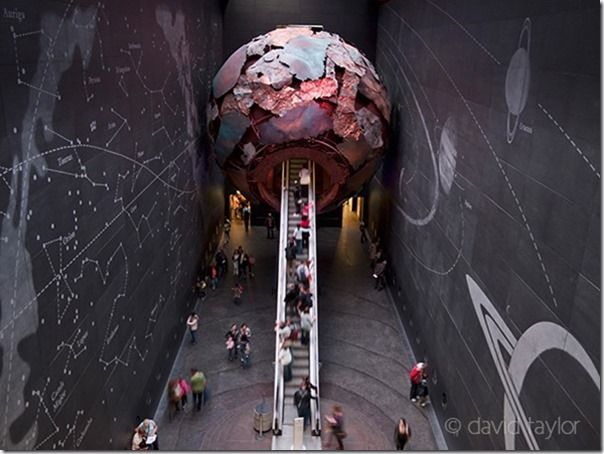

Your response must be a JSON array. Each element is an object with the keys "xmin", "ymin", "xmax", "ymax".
[
  {"xmin": 370, "ymin": 0, "xmax": 600, "ymax": 449},
  {"xmin": 223, "ymin": 0, "xmax": 378, "ymax": 62},
  {"xmin": 0, "ymin": 0, "xmax": 223, "ymax": 449}
]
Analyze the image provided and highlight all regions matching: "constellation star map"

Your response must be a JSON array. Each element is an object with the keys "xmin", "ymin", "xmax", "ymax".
[{"xmin": 0, "ymin": 0, "xmax": 223, "ymax": 449}]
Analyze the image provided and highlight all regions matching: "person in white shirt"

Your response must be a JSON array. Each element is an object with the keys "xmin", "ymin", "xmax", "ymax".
[
  {"xmin": 186, "ymin": 312, "xmax": 199, "ymax": 344},
  {"xmin": 293, "ymin": 225, "xmax": 303, "ymax": 255},
  {"xmin": 299, "ymin": 166, "xmax": 310, "ymax": 198},
  {"xmin": 279, "ymin": 340, "xmax": 293, "ymax": 382}
]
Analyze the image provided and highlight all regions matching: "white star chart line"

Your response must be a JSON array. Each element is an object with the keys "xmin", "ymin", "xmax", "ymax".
[
  {"xmin": 386, "ymin": 5, "xmax": 559, "ymax": 308},
  {"xmin": 0, "ymin": 143, "xmax": 194, "ymax": 194},
  {"xmin": 120, "ymin": 48, "xmax": 178, "ymax": 115},
  {"xmin": 424, "ymin": 0, "xmax": 502, "ymax": 65},
  {"xmin": 105, "ymin": 108, "xmax": 131, "ymax": 147},
  {"xmin": 538, "ymin": 103, "xmax": 600, "ymax": 178},
  {"xmin": 43, "ymin": 125, "xmax": 73, "ymax": 145},
  {"xmin": 0, "ymin": 139, "xmax": 199, "ymax": 337}
]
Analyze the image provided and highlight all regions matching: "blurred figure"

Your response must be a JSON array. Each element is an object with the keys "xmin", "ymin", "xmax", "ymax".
[
  {"xmin": 395, "ymin": 418, "xmax": 412, "ymax": 450},
  {"xmin": 190, "ymin": 368, "xmax": 207, "ymax": 412},
  {"xmin": 359, "ymin": 221, "xmax": 368, "ymax": 243},
  {"xmin": 266, "ymin": 212, "xmax": 275, "ymax": 239},
  {"xmin": 223, "ymin": 218, "xmax": 231, "ymax": 244},
  {"xmin": 178, "ymin": 377, "xmax": 190, "ymax": 410},
  {"xmin": 243, "ymin": 203, "xmax": 251, "ymax": 232},
  {"xmin": 325, "ymin": 405, "xmax": 346, "ymax": 450}
]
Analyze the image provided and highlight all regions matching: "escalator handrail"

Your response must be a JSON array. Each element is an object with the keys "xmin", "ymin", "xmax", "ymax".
[
  {"xmin": 307, "ymin": 160, "xmax": 322, "ymax": 435},
  {"xmin": 272, "ymin": 162, "xmax": 289, "ymax": 434}
]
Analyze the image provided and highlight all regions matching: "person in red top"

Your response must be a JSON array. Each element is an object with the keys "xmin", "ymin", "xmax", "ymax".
[
  {"xmin": 409, "ymin": 362, "xmax": 427, "ymax": 402},
  {"xmin": 300, "ymin": 216, "xmax": 310, "ymax": 229}
]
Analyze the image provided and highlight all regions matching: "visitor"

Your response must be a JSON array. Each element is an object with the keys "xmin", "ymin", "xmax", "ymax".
[
  {"xmin": 299, "ymin": 165, "xmax": 310, "ymax": 198},
  {"xmin": 325, "ymin": 405, "xmax": 346, "ymax": 450},
  {"xmin": 359, "ymin": 221, "xmax": 368, "ymax": 243},
  {"xmin": 131, "ymin": 426, "xmax": 147, "ymax": 450},
  {"xmin": 295, "ymin": 260, "xmax": 311, "ymax": 287},
  {"xmin": 279, "ymin": 339, "xmax": 293, "ymax": 382},
  {"xmin": 395, "ymin": 418, "xmax": 412, "ymax": 450},
  {"xmin": 300, "ymin": 216, "xmax": 311, "ymax": 249},
  {"xmin": 299, "ymin": 307, "xmax": 314, "ymax": 346},
  {"xmin": 167, "ymin": 379, "xmax": 182, "ymax": 419},
  {"xmin": 232, "ymin": 283, "xmax": 243, "ymax": 305},
  {"xmin": 409, "ymin": 362, "xmax": 427, "ymax": 403},
  {"xmin": 135, "ymin": 419, "xmax": 159, "ymax": 450},
  {"xmin": 373, "ymin": 258, "xmax": 387, "ymax": 291},
  {"xmin": 190, "ymin": 368, "xmax": 207, "ymax": 412},
  {"xmin": 223, "ymin": 218, "xmax": 231, "ymax": 244},
  {"xmin": 294, "ymin": 376, "xmax": 317, "ymax": 429},
  {"xmin": 178, "ymin": 377, "xmax": 190, "ymax": 410},
  {"xmin": 225, "ymin": 323, "xmax": 239, "ymax": 360},
  {"xmin": 186, "ymin": 312, "xmax": 199, "ymax": 345},
  {"xmin": 293, "ymin": 224, "xmax": 303, "ymax": 255},
  {"xmin": 266, "ymin": 212, "xmax": 275, "ymax": 239},
  {"xmin": 243, "ymin": 203, "xmax": 251, "ymax": 232}
]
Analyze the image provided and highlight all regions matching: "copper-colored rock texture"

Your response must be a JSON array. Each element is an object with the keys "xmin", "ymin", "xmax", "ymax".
[{"xmin": 208, "ymin": 26, "xmax": 390, "ymax": 213}]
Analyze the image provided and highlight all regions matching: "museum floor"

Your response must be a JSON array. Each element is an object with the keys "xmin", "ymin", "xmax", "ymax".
[{"xmin": 153, "ymin": 208, "xmax": 444, "ymax": 450}]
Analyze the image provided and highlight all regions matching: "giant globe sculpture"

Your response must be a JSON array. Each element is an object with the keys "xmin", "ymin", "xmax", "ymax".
[{"xmin": 208, "ymin": 26, "xmax": 390, "ymax": 212}]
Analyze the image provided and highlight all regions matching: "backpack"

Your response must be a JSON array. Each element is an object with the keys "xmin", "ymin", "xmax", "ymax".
[{"xmin": 294, "ymin": 389, "xmax": 302, "ymax": 409}]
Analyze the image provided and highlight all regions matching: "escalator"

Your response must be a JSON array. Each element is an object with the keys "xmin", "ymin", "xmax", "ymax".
[{"xmin": 271, "ymin": 160, "xmax": 322, "ymax": 450}]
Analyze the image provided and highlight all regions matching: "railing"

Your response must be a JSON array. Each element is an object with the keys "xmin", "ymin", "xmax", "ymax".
[
  {"xmin": 308, "ymin": 160, "xmax": 322, "ymax": 436},
  {"xmin": 272, "ymin": 162, "xmax": 289, "ymax": 435}
]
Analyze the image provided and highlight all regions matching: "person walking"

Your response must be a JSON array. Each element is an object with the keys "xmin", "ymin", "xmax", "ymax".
[
  {"xmin": 359, "ymin": 221, "xmax": 368, "ymax": 243},
  {"xmin": 232, "ymin": 283, "xmax": 243, "ymax": 305},
  {"xmin": 186, "ymin": 312, "xmax": 199, "ymax": 344},
  {"xmin": 242, "ymin": 203, "xmax": 251, "ymax": 232},
  {"xmin": 368, "ymin": 238, "xmax": 378, "ymax": 269},
  {"xmin": 239, "ymin": 332, "xmax": 251, "ymax": 368},
  {"xmin": 266, "ymin": 213, "xmax": 275, "ymax": 239},
  {"xmin": 373, "ymin": 258, "xmax": 387, "ymax": 291},
  {"xmin": 190, "ymin": 368, "xmax": 207, "ymax": 412},
  {"xmin": 247, "ymin": 254, "xmax": 256, "ymax": 278},
  {"xmin": 136, "ymin": 418, "xmax": 159, "ymax": 450},
  {"xmin": 209, "ymin": 263, "xmax": 218, "ymax": 290},
  {"xmin": 215, "ymin": 249, "xmax": 227, "ymax": 278},
  {"xmin": 325, "ymin": 405, "xmax": 346, "ymax": 450},
  {"xmin": 167, "ymin": 379, "xmax": 182, "ymax": 420},
  {"xmin": 223, "ymin": 218, "xmax": 231, "ymax": 244},
  {"xmin": 232, "ymin": 248, "xmax": 240, "ymax": 278},
  {"xmin": 225, "ymin": 323, "xmax": 239, "ymax": 361},
  {"xmin": 178, "ymin": 377, "xmax": 191, "ymax": 410},
  {"xmin": 395, "ymin": 418, "xmax": 412, "ymax": 450},
  {"xmin": 239, "ymin": 252, "xmax": 248, "ymax": 280}
]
